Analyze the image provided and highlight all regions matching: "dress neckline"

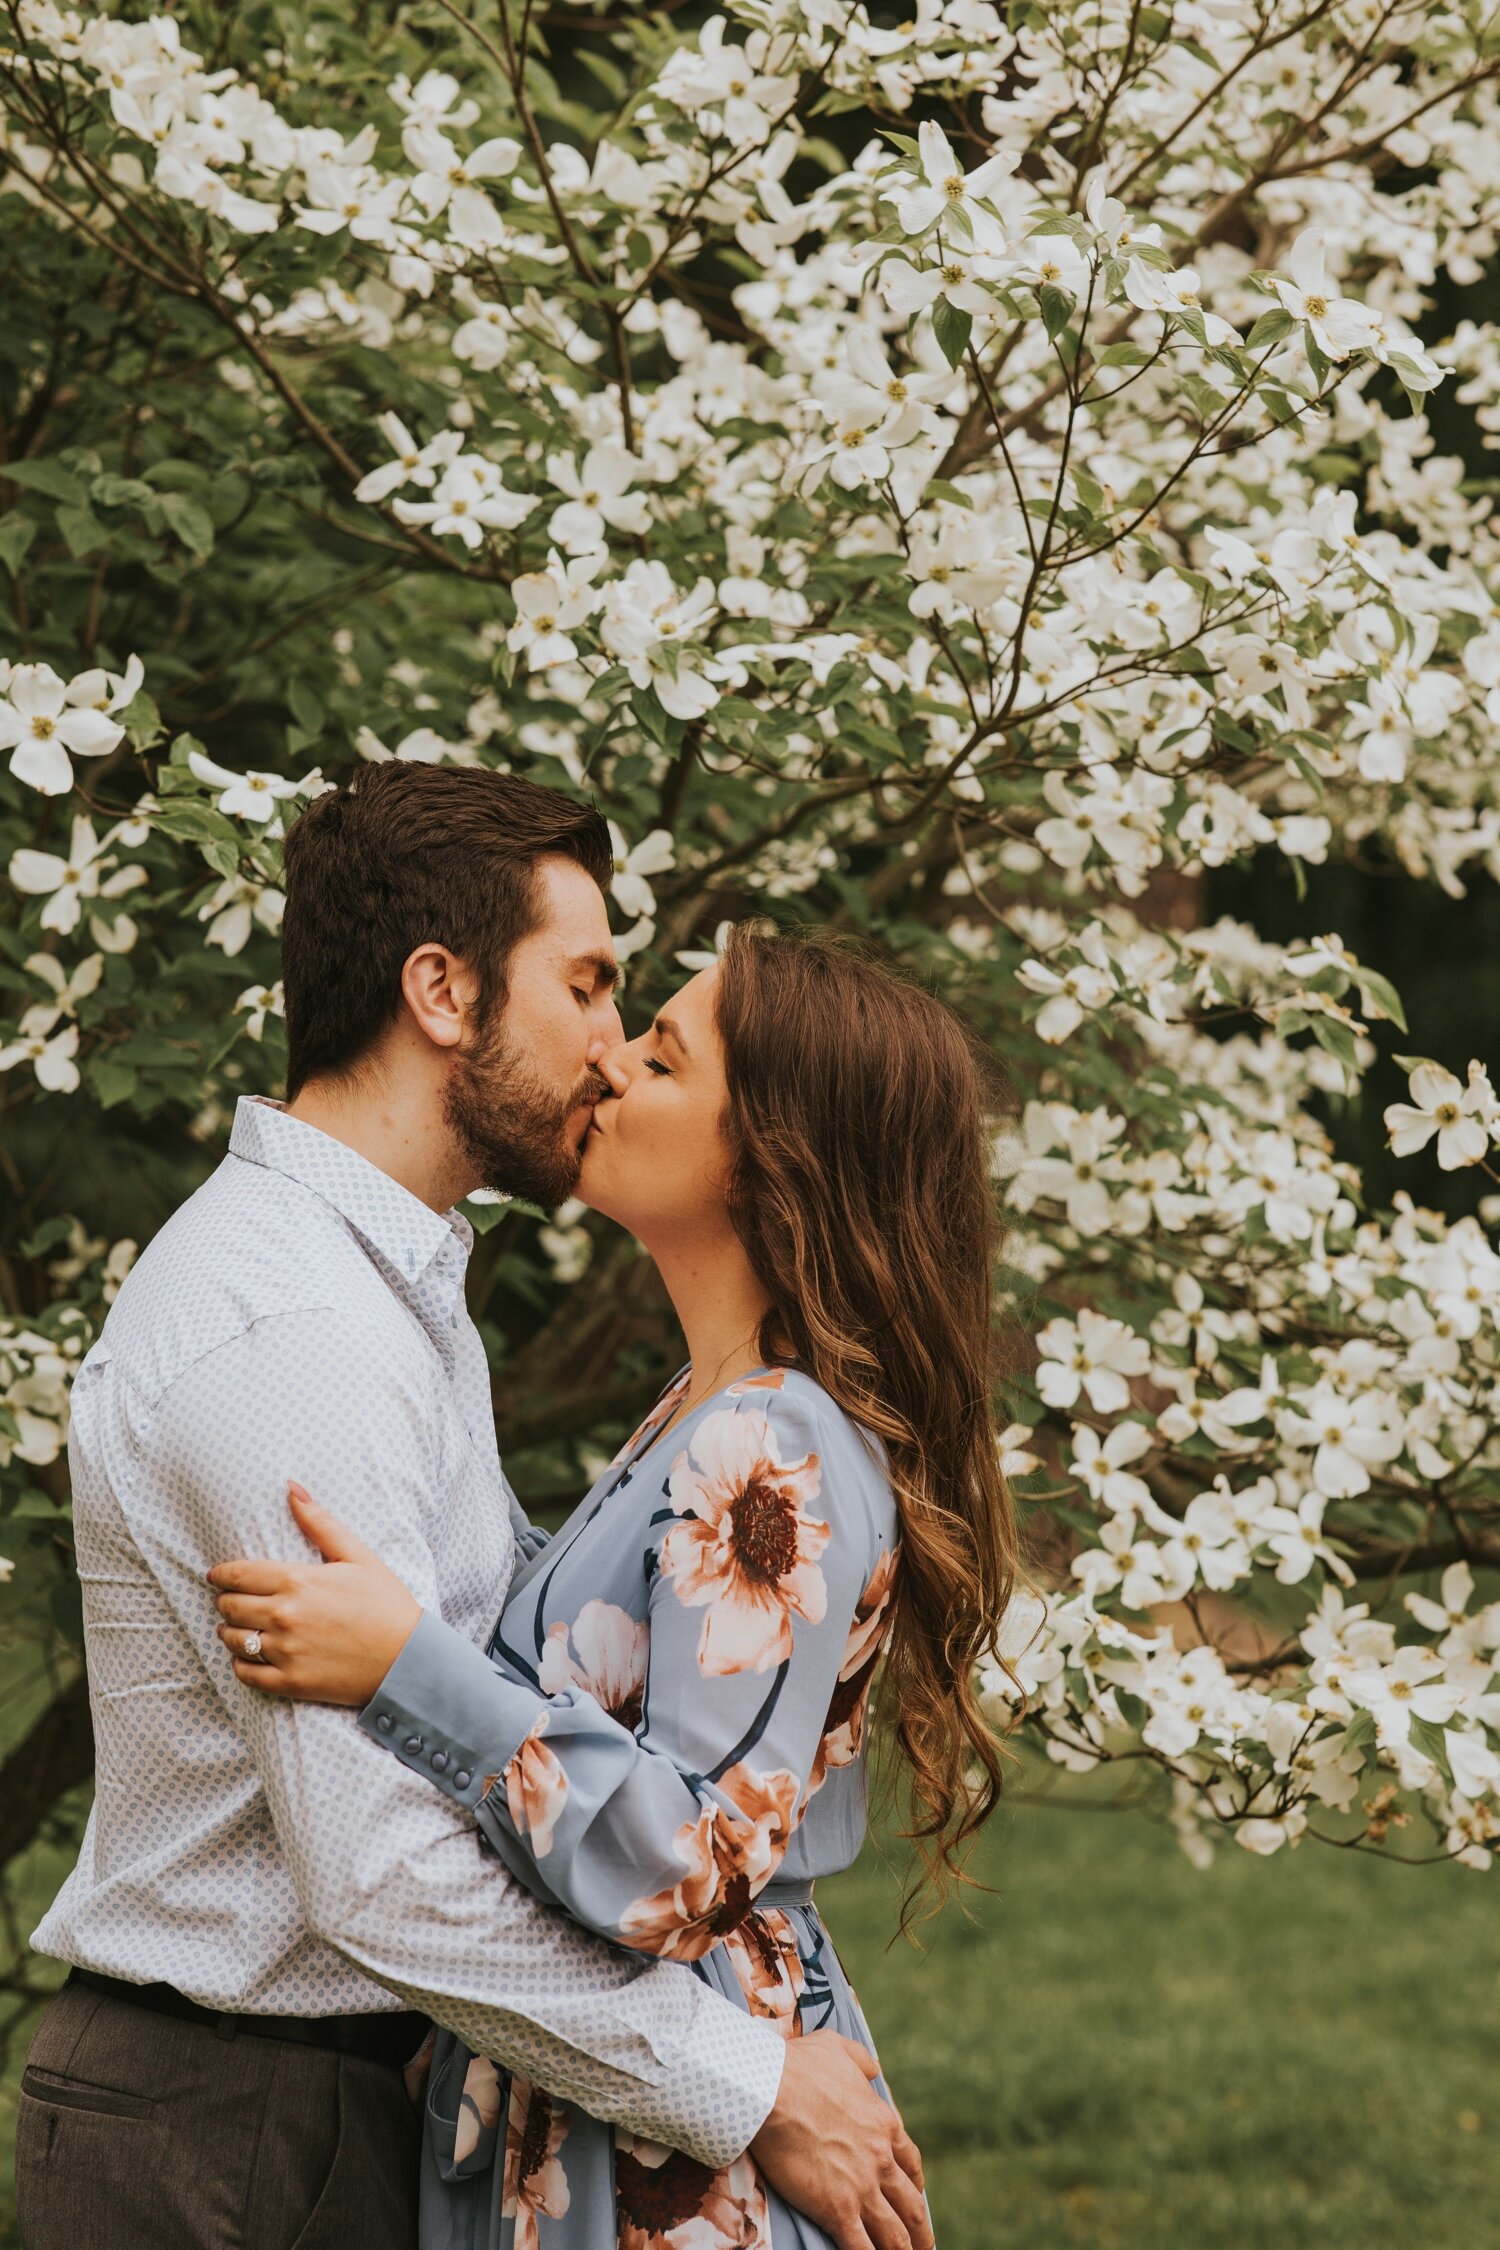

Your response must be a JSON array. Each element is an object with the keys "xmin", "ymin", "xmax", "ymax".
[{"xmin": 618, "ymin": 1361, "xmax": 784, "ymax": 1474}]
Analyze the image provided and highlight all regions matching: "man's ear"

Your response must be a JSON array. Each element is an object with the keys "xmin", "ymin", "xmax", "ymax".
[{"xmin": 400, "ymin": 944, "xmax": 480, "ymax": 1051}]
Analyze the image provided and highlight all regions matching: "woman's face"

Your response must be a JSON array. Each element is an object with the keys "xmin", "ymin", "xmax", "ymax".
[{"xmin": 575, "ymin": 967, "xmax": 735, "ymax": 1245}]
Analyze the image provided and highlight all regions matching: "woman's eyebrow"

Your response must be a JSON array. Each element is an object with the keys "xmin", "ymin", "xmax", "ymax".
[{"xmin": 653, "ymin": 1013, "xmax": 689, "ymax": 1055}]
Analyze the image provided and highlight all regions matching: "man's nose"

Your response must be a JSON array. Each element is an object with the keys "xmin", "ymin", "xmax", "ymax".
[
  {"xmin": 586, "ymin": 999, "xmax": 626, "ymax": 1064},
  {"xmin": 595, "ymin": 1040, "xmax": 631, "ymax": 1095}
]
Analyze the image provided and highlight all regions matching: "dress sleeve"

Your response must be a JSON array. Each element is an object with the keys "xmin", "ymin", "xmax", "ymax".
[{"xmin": 360, "ymin": 1379, "xmax": 899, "ymax": 1959}]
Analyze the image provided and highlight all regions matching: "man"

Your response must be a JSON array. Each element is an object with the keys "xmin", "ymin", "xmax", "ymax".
[{"xmin": 18, "ymin": 763, "xmax": 929, "ymax": 2250}]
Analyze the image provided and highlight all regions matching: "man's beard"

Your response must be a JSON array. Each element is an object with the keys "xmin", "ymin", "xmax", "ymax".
[{"xmin": 444, "ymin": 1018, "xmax": 605, "ymax": 1209}]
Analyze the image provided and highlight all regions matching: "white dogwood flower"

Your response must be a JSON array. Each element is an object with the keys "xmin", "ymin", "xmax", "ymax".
[
  {"xmin": 187, "ymin": 750, "xmax": 320, "ymax": 822},
  {"xmin": 1277, "ymin": 1383, "xmax": 1403, "ymax": 1499},
  {"xmin": 1036, "ymin": 1310, "xmax": 1151, "ymax": 1415},
  {"xmin": 352, "ymin": 417, "xmax": 464, "ymax": 504},
  {"xmin": 545, "ymin": 444, "xmax": 651, "ymax": 553},
  {"xmin": 393, "ymin": 455, "xmax": 535, "ymax": 547},
  {"xmin": 0, "ymin": 1019, "xmax": 80, "ymax": 1094},
  {"xmin": 0, "ymin": 664, "xmax": 125, "ymax": 796},
  {"xmin": 508, "ymin": 554, "xmax": 603, "ymax": 669},
  {"xmin": 608, "ymin": 824, "xmax": 675, "ymax": 922},
  {"xmin": 235, "ymin": 981, "xmax": 284, "ymax": 1040},
  {"xmin": 9, "ymin": 815, "xmax": 146, "ymax": 935},
  {"xmin": 884, "ymin": 123, "xmax": 1017, "ymax": 250},
  {"xmin": 1384, "ymin": 1061, "xmax": 1490, "ymax": 1170},
  {"xmin": 1271, "ymin": 230, "xmax": 1378, "ymax": 361}
]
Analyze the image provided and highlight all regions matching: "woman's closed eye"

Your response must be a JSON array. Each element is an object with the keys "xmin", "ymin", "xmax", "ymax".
[{"xmin": 644, "ymin": 1057, "xmax": 672, "ymax": 1077}]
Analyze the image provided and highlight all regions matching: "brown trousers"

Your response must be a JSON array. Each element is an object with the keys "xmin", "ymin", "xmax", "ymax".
[{"xmin": 15, "ymin": 1980, "xmax": 421, "ymax": 2250}]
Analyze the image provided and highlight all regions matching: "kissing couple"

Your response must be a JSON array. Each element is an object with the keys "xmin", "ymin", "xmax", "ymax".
[{"xmin": 18, "ymin": 760, "xmax": 1023, "ymax": 2250}]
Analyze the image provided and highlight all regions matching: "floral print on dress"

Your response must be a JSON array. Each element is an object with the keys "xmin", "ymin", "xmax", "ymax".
[
  {"xmin": 809, "ymin": 1547, "xmax": 900, "ymax": 1794},
  {"xmin": 504, "ymin": 1711, "xmax": 569, "ymax": 1857},
  {"xmin": 614, "ymin": 2136, "xmax": 770, "ymax": 2250},
  {"xmin": 618, "ymin": 1763, "xmax": 801, "ymax": 1960},
  {"xmin": 502, "ymin": 2078, "xmax": 572, "ymax": 2249},
  {"xmin": 721, "ymin": 1909, "xmax": 807, "ymax": 2036},
  {"xmin": 540, "ymin": 1599, "xmax": 649, "ymax": 1731},
  {"xmin": 455, "ymin": 2051, "xmax": 503, "ymax": 2169},
  {"xmin": 384, "ymin": 1368, "xmax": 905, "ymax": 2250},
  {"xmin": 607, "ymin": 1369, "xmax": 693, "ymax": 1470},
  {"xmin": 661, "ymin": 1405, "xmax": 831, "ymax": 1677}
]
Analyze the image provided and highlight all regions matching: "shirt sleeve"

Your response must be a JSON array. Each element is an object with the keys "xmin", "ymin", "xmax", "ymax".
[
  {"xmin": 360, "ymin": 1381, "xmax": 900, "ymax": 1960},
  {"xmin": 120, "ymin": 1307, "xmax": 784, "ymax": 2168},
  {"xmin": 504, "ymin": 1475, "xmax": 551, "ymax": 1566}
]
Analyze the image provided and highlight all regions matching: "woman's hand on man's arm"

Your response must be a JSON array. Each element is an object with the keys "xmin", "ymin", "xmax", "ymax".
[{"xmin": 208, "ymin": 1484, "xmax": 423, "ymax": 1703}]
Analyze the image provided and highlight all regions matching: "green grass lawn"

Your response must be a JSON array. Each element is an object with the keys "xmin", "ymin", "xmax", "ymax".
[
  {"xmin": 5, "ymin": 1768, "xmax": 1498, "ymax": 2249},
  {"xmin": 823, "ymin": 1773, "xmax": 1500, "ymax": 2250}
]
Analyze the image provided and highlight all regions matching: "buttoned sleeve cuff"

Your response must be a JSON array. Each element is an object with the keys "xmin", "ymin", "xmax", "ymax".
[{"xmin": 359, "ymin": 1609, "xmax": 538, "ymax": 1812}]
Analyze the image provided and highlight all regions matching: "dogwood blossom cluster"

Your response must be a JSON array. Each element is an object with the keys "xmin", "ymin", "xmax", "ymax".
[{"xmin": 5, "ymin": 0, "xmax": 1500, "ymax": 1872}]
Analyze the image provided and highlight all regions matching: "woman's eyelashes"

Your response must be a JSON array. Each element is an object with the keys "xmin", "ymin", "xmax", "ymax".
[{"xmin": 644, "ymin": 1056, "xmax": 672, "ymax": 1078}]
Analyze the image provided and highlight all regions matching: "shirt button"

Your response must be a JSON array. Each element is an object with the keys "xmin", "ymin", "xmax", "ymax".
[
  {"xmin": 403, "ymin": 1735, "xmax": 424, "ymax": 1756},
  {"xmin": 431, "ymin": 1750, "xmax": 449, "ymax": 1774},
  {"xmin": 376, "ymin": 1713, "xmax": 393, "ymax": 1735},
  {"xmin": 454, "ymin": 1770, "xmax": 472, "ymax": 1790}
]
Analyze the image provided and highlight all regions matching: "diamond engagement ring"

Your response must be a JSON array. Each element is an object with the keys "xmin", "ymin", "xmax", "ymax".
[{"xmin": 242, "ymin": 1630, "xmax": 267, "ymax": 1663}]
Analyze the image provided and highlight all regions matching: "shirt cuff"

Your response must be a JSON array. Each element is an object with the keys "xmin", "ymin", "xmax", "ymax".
[
  {"xmin": 358, "ymin": 1609, "xmax": 538, "ymax": 1813},
  {"xmin": 651, "ymin": 1996, "xmax": 786, "ymax": 2171}
]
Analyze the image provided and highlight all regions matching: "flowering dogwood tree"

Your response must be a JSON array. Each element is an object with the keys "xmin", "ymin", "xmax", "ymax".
[{"xmin": 5, "ymin": 0, "xmax": 1500, "ymax": 2035}]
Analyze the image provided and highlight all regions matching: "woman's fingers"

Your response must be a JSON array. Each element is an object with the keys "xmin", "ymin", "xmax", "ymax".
[
  {"xmin": 213, "ymin": 1592, "xmax": 279, "ymax": 1630},
  {"xmin": 206, "ymin": 1558, "xmax": 298, "ymax": 1595},
  {"xmin": 287, "ymin": 1483, "xmax": 370, "ymax": 1564},
  {"xmin": 231, "ymin": 1655, "xmax": 288, "ymax": 1693}
]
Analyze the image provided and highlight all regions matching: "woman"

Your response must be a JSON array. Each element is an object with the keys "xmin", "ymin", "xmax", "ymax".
[{"xmin": 209, "ymin": 925, "xmax": 1024, "ymax": 2250}]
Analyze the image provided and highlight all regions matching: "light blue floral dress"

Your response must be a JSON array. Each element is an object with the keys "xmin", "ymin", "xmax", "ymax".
[{"xmin": 360, "ymin": 1364, "xmax": 902, "ymax": 2250}]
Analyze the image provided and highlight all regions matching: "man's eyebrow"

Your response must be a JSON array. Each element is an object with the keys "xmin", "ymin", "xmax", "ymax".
[
  {"xmin": 565, "ymin": 950, "xmax": 619, "ymax": 989},
  {"xmin": 653, "ymin": 1013, "xmax": 689, "ymax": 1054}
]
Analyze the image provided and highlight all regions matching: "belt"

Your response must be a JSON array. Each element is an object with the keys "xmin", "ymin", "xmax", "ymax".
[
  {"xmin": 757, "ymin": 1877, "xmax": 816, "ymax": 1909},
  {"xmin": 66, "ymin": 1966, "xmax": 427, "ymax": 2070}
]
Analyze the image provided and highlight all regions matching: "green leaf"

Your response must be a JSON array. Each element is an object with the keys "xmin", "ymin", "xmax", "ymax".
[
  {"xmin": 1308, "ymin": 1014, "xmax": 1358, "ymax": 1069},
  {"xmin": 0, "ymin": 513, "xmax": 37, "ymax": 572},
  {"xmin": 1351, "ymin": 966, "xmax": 1408, "ymax": 1032},
  {"xmin": 1407, "ymin": 1716, "xmax": 1454, "ymax": 1785},
  {"xmin": 57, "ymin": 505, "xmax": 107, "ymax": 557},
  {"xmin": 89, "ymin": 1056, "xmax": 139, "ymax": 1110},
  {"xmin": 1339, "ymin": 1708, "xmax": 1377, "ymax": 1759},
  {"xmin": 4, "ymin": 458, "xmax": 90, "ymax": 506},
  {"xmin": 1039, "ymin": 283, "xmax": 1074, "ymax": 342},
  {"xmin": 1246, "ymin": 307, "xmax": 1296, "ymax": 351},
  {"xmin": 922, "ymin": 478, "xmax": 974, "ymax": 511},
  {"xmin": 91, "ymin": 473, "xmax": 158, "ymax": 510},
  {"xmin": 931, "ymin": 297, "xmax": 973, "ymax": 370},
  {"xmin": 159, "ymin": 493, "xmax": 216, "ymax": 558},
  {"xmin": 286, "ymin": 677, "xmax": 326, "ymax": 734},
  {"xmin": 1302, "ymin": 325, "xmax": 1331, "ymax": 388}
]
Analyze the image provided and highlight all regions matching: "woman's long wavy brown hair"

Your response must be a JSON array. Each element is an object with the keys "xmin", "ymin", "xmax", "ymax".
[{"xmin": 714, "ymin": 924, "xmax": 1025, "ymax": 1924}]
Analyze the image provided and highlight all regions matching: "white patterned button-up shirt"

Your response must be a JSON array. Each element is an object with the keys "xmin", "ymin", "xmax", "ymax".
[{"xmin": 33, "ymin": 1097, "xmax": 784, "ymax": 2170}]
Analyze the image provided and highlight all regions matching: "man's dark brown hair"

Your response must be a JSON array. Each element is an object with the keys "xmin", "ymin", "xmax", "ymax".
[{"xmin": 278, "ymin": 761, "xmax": 613, "ymax": 1098}]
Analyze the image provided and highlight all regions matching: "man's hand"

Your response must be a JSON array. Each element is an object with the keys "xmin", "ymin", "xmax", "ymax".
[{"xmin": 750, "ymin": 2030, "xmax": 932, "ymax": 2250}]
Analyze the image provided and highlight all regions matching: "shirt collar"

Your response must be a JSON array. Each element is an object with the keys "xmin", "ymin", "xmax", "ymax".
[{"xmin": 228, "ymin": 1097, "xmax": 472, "ymax": 1283}]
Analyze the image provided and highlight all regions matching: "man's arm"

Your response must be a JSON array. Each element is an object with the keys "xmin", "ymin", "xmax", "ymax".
[{"xmin": 120, "ymin": 1305, "xmax": 783, "ymax": 2173}]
